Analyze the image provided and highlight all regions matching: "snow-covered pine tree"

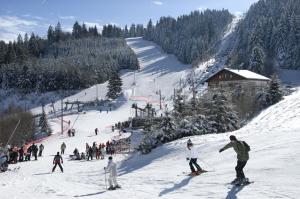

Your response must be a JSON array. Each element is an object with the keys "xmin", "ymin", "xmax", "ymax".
[
  {"xmin": 39, "ymin": 105, "xmax": 51, "ymax": 136},
  {"xmin": 204, "ymin": 92, "xmax": 240, "ymax": 133},
  {"xmin": 106, "ymin": 72, "xmax": 123, "ymax": 100},
  {"xmin": 268, "ymin": 74, "xmax": 283, "ymax": 105},
  {"xmin": 249, "ymin": 46, "xmax": 265, "ymax": 74},
  {"xmin": 173, "ymin": 90, "xmax": 186, "ymax": 118}
]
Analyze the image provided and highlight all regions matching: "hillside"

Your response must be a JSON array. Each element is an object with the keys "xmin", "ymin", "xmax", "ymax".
[{"xmin": 230, "ymin": 0, "xmax": 300, "ymax": 75}]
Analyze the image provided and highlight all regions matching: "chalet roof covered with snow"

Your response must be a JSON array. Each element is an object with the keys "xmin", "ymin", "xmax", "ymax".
[
  {"xmin": 205, "ymin": 67, "xmax": 270, "ymax": 82},
  {"xmin": 226, "ymin": 68, "xmax": 270, "ymax": 80}
]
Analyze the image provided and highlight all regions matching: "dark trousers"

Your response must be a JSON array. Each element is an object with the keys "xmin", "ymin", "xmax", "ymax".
[
  {"xmin": 61, "ymin": 149, "xmax": 65, "ymax": 155},
  {"xmin": 87, "ymin": 154, "xmax": 93, "ymax": 161},
  {"xmin": 235, "ymin": 160, "xmax": 247, "ymax": 179},
  {"xmin": 52, "ymin": 163, "xmax": 63, "ymax": 172},
  {"xmin": 189, "ymin": 158, "xmax": 202, "ymax": 172},
  {"xmin": 33, "ymin": 152, "xmax": 38, "ymax": 160},
  {"xmin": 19, "ymin": 154, "xmax": 24, "ymax": 162}
]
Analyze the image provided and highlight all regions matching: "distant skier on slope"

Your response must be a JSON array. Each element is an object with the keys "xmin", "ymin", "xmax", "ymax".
[
  {"xmin": 32, "ymin": 143, "xmax": 38, "ymax": 160},
  {"xmin": 38, "ymin": 144, "xmax": 44, "ymax": 157},
  {"xmin": 52, "ymin": 152, "xmax": 63, "ymax": 173},
  {"xmin": 104, "ymin": 156, "xmax": 121, "ymax": 190},
  {"xmin": 186, "ymin": 139, "xmax": 205, "ymax": 176},
  {"xmin": 219, "ymin": 135, "xmax": 250, "ymax": 185},
  {"xmin": 61, "ymin": 142, "xmax": 66, "ymax": 155}
]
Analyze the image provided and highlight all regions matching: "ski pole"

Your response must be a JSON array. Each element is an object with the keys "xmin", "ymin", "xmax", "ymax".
[
  {"xmin": 104, "ymin": 170, "xmax": 107, "ymax": 190},
  {"xmin": 198, "ymin": 158, "xmax": 216, "ymax": 172}
]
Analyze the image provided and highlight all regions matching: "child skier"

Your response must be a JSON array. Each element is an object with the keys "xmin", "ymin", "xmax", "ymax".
[
  {"xmin": 219, "ymin": 135, "xmax": 250, "ymax": 185},
  {"xmin": 104, "ymin": 156, "xmax": 121, "ymax": 190},
  {"xmin": 186, "ymin": 139, "xmax": 204, "ymax": 176}
]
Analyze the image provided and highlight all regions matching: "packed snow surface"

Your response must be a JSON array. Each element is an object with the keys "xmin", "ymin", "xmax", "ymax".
[{"xmin": 1, "ymin": 36, "xmax": 300, "ymax": 199}]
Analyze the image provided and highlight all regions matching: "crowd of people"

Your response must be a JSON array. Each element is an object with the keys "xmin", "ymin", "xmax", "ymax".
[
  {"xmin": 0, "ymin": 142, "xmax": 45, "ymax": 172},
  {"xmin": 69, "ymin": 140, "xmax": 117, "ymax": 161}
]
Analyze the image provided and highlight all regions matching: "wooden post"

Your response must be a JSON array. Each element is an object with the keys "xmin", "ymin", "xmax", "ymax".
[
  {"xmin": 159, "ymin": 90, "xmax": 162, "ymax": 110},
  {"xmin": 61, "ymin": 97, "xmax": 63, "ymax": 134}
]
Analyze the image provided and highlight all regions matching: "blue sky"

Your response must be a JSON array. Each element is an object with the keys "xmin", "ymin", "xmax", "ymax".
[{"xmin": 0, "ymin": 0, "xmax": 258, "ymax": 42}]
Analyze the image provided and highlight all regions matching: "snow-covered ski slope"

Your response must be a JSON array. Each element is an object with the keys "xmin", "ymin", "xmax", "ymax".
[{"xmin": 2, "ymin": 87, "xmax": 300, "ymax": 199}]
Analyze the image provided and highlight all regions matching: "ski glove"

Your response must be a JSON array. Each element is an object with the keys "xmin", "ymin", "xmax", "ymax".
[
  {"xmin": 219, "ymin": 149, "xmax": 224, "ymax": 153},
  {"xmin": 186, "ymin": 158, "xmax": 190, "ymax": 161}
]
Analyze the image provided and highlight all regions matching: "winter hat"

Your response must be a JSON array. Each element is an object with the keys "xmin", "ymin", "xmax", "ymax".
[
  {"xmin": 229, "ymin": 135, "xmax": 237, "ymax": 141},
  {"xmin": 108, "ymin": 156, "xmax": 113, "ymax": 160},
  {"xmin": 187, "ymin": 139, "xmax": 193, "ymax": 146}
]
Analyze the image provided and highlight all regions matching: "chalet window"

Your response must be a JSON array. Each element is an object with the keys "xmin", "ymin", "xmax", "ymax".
[
  {"xmin": 219, "ymin": 75, "xmax": 222, "ymax": 79},
  {"xmin": 224, "ymin": 74, "xmax": 227, "ymax": 78},
  {"xmin": 230, "ymin": 75, "xmax": 232, "ymax": 78}
]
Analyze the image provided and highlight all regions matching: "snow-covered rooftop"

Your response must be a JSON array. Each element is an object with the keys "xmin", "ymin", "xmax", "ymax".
[{"xmin": 224, "ymin": 68, "xmax": 270, "ymax": 81}]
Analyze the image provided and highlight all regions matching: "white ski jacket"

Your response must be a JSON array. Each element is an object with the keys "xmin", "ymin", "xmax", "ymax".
[
  {"xmin": 187, "ymin": 147, "xmax": 198, "ymax": 159},
  {"xmin": 105, "ymin": 160, "xmax": 117, "ymax": 177}
]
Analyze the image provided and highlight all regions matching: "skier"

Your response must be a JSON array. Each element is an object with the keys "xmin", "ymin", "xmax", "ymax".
[
  {"xmin": 186, "ymin": 139, "xmax": 204, "ymax": 176},
  {"xmin": 32, "ymin": 143, "xmax": 38, "ymax": 160},
  {"xmin": 52, "ymin": 152, "xmax": 63, "ymax": 173},
  {"xmin": 18, "ymin": 146, "xmax": 24, "ymax": 162},
  {"xmin": 87, "ymin": 146, "xmax": 93, "ymax": 161},
  {"xmin": 104, "ymin": 156, "xmax": 121, "ymax": 190},
  {"xmin": 61, "ymin": 142, "xmax": 66, "ymax": 155},
  {"xmin": 38, "ymin": 144, "xmax": 44, "ymax": 157},
  {"xmin": 219, "ymin": 135, "xmax": 250, "ymax": 185},
  {"xmin": 67, "ymin": 129, "xmax": 71, "ymax": 137},
  {"xmin": 26, "ymin": 144, "xmax": 32, "ymax": 161},
  {"xmin": 0, "ymin": 154, "xmax": 8, "ymax": 172},
  {"xmin": 95, "ymin": 128, "xmax": 98, "ymax": 136}
]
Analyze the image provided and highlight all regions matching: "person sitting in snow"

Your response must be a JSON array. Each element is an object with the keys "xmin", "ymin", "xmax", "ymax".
[
  {"xmin": 219, "ymin": 135, "xmax": 250, "ymax": 185},
  {"xmin": 104, "ymin": 156, "xmax": 121, "ymax": 190},
  {"xmin": 186, "ymin": 139, "xmax": 204, "ymax": 176}
]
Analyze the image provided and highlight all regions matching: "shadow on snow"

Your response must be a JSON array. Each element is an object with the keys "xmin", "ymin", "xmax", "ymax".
[{"xmin": 158, "ymin": 176, "xmax": 193, "ymax": 197}]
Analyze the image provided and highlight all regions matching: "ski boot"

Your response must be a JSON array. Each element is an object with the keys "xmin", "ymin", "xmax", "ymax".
[
  {"xmin": 230, "ymin": 178, "xmax": 240, "ymax": 185},
  {"xmin": 189, "ymin": 171, "xmax": 199, "ymax": 176},
  {"xmin": 235, "ymin": 178, "xmax": 250, "ymax": 186},
  {"xmin": 197, "ymin": 169, "xmax": 207, "ymax": 174},
  {"xmin": 115, "ymin": 185, "xmax": 121, "ymax": 189},
  {"xmin": 108, "ymin": 186, "xmax": 116, "ymax": 190}
]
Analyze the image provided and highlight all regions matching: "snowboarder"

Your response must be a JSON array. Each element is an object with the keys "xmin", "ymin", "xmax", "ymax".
[
  {"xmin": 186, "ymin": 139, "xmax": 204, "ymax": 176},
  {"xmin": 219, "ymin": 135, "xmax": 250, "ymax": 185},
  {"xmin": 95, "ymin": 128, "xmax": 98, "ymax": 136},
  {"xmin": 104, "ymin": 156, "xmax": 121, "ymax": 190},
  {"xmin": 38, "ymin": 144, "xmax": 44, "ymax": 157},
  {"xmin": 61, "ymin": 142, "xmax": 66, "ymax": 155},
  {"xmin": 52, "ymin": 152, "xmax": 63, "ymax": 173}
]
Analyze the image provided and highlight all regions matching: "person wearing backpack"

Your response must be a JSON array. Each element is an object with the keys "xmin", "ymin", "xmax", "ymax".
[
  {"xmin": 52, "ymin": 152, "xmax": 64, "ymax": 173},
  {"xmin": 219, "ymin": 135, "xmax": 250, "ymax": 185}
]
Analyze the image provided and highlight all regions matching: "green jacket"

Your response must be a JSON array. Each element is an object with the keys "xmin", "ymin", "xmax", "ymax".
[{"xmin": 221, "ymin": 140, "xmax": 249, "ymax": 161}]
